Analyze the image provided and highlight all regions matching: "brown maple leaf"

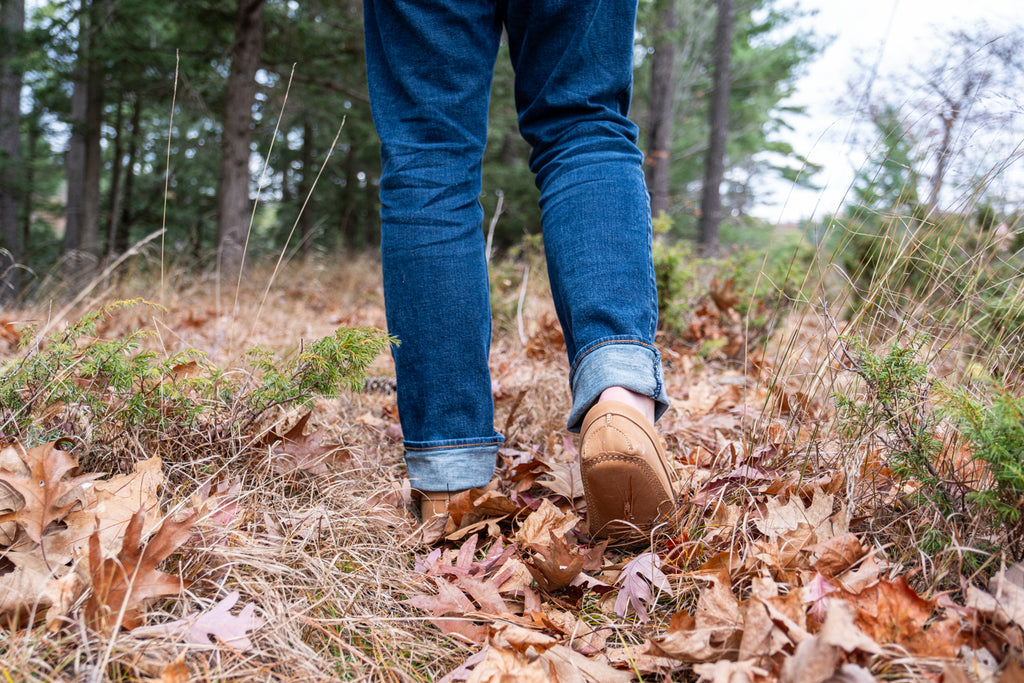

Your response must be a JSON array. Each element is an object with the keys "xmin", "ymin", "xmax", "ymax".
[
  {"xmin": 260, "ymin": 412, "xmax": 351, "ymax": 476},
  {"xmin": 85, "ymin": 506, "xmax": 197, "ymax": 632},
  {"xmin": 0, "ymin": 441, "xmax": 102, "ymax": 544}
]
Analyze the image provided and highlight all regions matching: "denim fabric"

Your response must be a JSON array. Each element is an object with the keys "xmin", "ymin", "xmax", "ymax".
[{"xmin": 364, "ymin": 0, "xmax": 667, "ymax": 492}]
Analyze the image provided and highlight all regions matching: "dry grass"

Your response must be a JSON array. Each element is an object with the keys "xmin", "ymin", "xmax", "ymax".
[{"xmin": 1, "ymin": 228, "xmax": 1022, "ymax": 681}]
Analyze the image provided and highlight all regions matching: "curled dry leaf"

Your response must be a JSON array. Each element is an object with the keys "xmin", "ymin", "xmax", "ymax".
[
  {"xmin": 693, "ymin": 659, "xmax": 769, "ymax": 683},
  {"xmin": 0, "ymin": 550, "xmax": 82, "ymax": 628},
  {"xmin": 405, "ymin": 576, "xmax": 487, "ymax": 644},
  {"xmin": 44, "ymin": 455, "xmax": 164, "ymax": 564},
  {"xmin": 805, "ymin": 533, "xmax": 868, "ymax": 578},
  {"xmin": 846, "ymin": 577, "xmax": 963, "ymax": 657},
  {"xmin": 86, "ymin": 506, "xmax": 197, "ymax": 632},
  {"xmin": 0, "ymin": 441, "xmax": 102, "ymax": 544},
  {"xmin": 524, "ymin": 532, "xmax": 583, "ymax": 592},
  {"xmin": 755, "ymin": 489, "xmax": 845, "ymax": 547},
  {"xmin": 646, "ymin": 571, "xmax": 742, "ymax": 662},
  {"xmin": 460, "ymin": 623, "xmax": 633, "ymax": 683}
]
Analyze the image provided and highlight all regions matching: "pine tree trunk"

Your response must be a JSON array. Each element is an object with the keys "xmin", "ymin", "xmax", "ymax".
[
  {"xmin": 105, "ymin": 96, "xmax": 125, "ymax": 259},
  {"xmin": 63, "ymin": 0, "xmax": 104, "ymax": 280},
  {"xmin": 216, "ymin": 0, "xmax": 265, "ymax": 277},
  {"xmin": 298, "ymin": 116, "xmax": 314, "ymax": 259},
  {"xmin": 644, "ymin": 0, "xmax": 677, "ymax": 222},
  {"xmin": 115, "ymin": 95, "xmax": 141, "ymax": 255},
  {"xmin": 698, "ymin": 0, "xmax": 734, "ymax": 256},
  {"xmin": 0, "ymin": 0, "xmax": 25, "ymax": 301}
]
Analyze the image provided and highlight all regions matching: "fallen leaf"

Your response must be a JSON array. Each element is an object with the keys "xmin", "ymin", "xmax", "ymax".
[
  {"xmin": 780, "ymin": 600, "xmax": 880, "ymax": 683},
  {"xmin": 755, "ymin": 489, "xmax": 843, "ymax": 546},
  {"xmin": 0, "ymin": 550, "xmax": 82, "ymax": 627},
  {"xmin": 524, "ymin": 532, "xmax": 584, "ymax": 592},
  {"xmin": 261, "ymin": 412, "xmax": 350, "ymax": 476},
  {"xmin": 694, "ymin": 658, "xmax": 769, "ymax": 683},
  {"xmin": 143, "ymin": 657, "xmax": 191, "ymax": 683},
  {"xmin": 515, "ymin": 499, "xmax": 580, "ymax": 546},
  {"xmin": 847, "ymin": 577, "xmax": 961, "ymax": 657},
  {"xmin": 614, "ymin": 552, "xmax": 673, "ymax": 622},
  {"xmin": 0, "ymin": 441, "xmax": 102, "ymax": 543},
  {"xmin": 646, "ymin": 572, "xmax": 742, "ymax": 662},
  {"xmin": 405, "ymin": 576, "xmax": 487, "ymax": 643},
  {"xmin": 86, "ymin": 507, "xmax": 197, "ymax": 632},
  {"xmin": 133, "ymin": 591, "xmax": 264, "ymax": 651},
  {"xmin": 46, "ymin": 456, "xmax": 164, "ymax": 563},
  {"xmin": 806, "ymin": 533, "xmax": 867, "ymax": 578}
]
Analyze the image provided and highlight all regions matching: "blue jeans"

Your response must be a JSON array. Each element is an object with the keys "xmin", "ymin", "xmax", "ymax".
[{"xmin": 364, "ymin": 0, "xmax": 669, "ymax": 492}]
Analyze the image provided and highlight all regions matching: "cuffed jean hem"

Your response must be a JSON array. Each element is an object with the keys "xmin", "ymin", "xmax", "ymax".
[
  {"xmin": 566, "ymin": 338, "xmax": 669, "ymax": 433},
  {"xmin": 404, "ymin": 436, "xmax": 504, "ymax": 492}
]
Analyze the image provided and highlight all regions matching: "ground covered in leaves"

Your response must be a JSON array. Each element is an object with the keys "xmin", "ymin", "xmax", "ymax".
[{"xmin": 1, "ymin": 256, "xmax": 1023, "ymax": 682}]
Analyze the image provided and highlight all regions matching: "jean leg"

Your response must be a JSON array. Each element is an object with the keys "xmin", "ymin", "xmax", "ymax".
[
  {"xmin": 504, "ymin": 0, "xmax": 668, "ymax": 431},
  {"xmin": 364, "ymin": 0, "xmax": 505, "ymax": 491}
]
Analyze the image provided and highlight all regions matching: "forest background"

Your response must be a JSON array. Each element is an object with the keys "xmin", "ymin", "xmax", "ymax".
[{"xmin": 0, "ymin": 0, "xmax": 1021, "ymax": 296}]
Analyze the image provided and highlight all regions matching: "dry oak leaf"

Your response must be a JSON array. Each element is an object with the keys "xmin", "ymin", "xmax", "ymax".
[
  {"xmin": 465, "ymin": 623, "xmax": 633, "ymax": 683},
  {"xmin": 847, "ymin": 577, "xmax": 962, "ymax": 657},
  {"xmin": 805, "ymin": 533, "xmax": 868, "ymax": 579},
  {"xmin": 693, "ymin": 659, "xmax": 769, "ymax": 683},
  {"xmin": 133, "ymin": 591, "xmax": 264, "ymax": 651},
  {"xmin": 143, "ymin": 657, "xmax": 191, "ymax": 683},
  {"xmin": 0, "ymin": 550, "xmax": 83, "ymax": 628},
  {"xmin": 614, "ymin": 551, "xmax": 673, "ymax": 623},
  {"xmin": 261, "ymin": 412, "xmax": 350, "ymax": 476},
  {"xmin": 646, "ymin": 571, "xmax": 742, "ymax": 662},
  {"xmin": 0, "ymin": 441, "xmax": 102, "ymax": 544},
  {"xmin": 515, "ymin": 498, "xmax": 581, "ymax": 546},
  {"xmin": 524, "ymin": 532, "xmax": 584, "ymax": 592},
  {"xmin": 405, "ymin": 576, "xmax": 488, "ymax": 643},
  {"xmin": 86, "ymin": 506, "xmax": 197, "ymax": 633},
  {"xmin": 780, "ymin": 601, "xmax": 881, "ymax": 683},
  {"xmin": 755, "ymin": 489, "xmax": 845, "ymax": 547},
  {"xmin": 966, "ymin": 561, "xmax": 1024, "ymax": 630},
  {"xmin": 44, "ymin": 455, "xmax": 164, "ymax": 564}
]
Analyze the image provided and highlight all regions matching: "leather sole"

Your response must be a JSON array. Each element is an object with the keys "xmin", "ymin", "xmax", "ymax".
[{"xmin": 580, "ymin": 400, "xmax": 676, "ymax": 540}]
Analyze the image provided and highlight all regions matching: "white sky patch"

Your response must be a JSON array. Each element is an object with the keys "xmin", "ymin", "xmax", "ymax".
[{"xmin": 755, "ymin": 0, "xmax": 1024, "ymax": 223}]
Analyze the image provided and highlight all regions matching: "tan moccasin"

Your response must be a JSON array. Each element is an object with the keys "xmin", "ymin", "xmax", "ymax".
[
  {"xmin": 417, "ymin": 489, "xmax": 452, "ymax": 522},
  {"xmin": 579, "ymin": 400, "xmax": 676, "ymax": 540}
]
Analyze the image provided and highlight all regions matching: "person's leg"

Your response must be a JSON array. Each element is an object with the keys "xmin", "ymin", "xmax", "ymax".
[
  {"xmin": 503, "ymin": 0, "xmax": 669, "ymax": 431},
  {"xmin": 504, "ymin": 0, "xmax": 674, "ymax": 538},
  {"xmin": 363, "ymin": 0, "xmax": 504, "ymax": 496}
]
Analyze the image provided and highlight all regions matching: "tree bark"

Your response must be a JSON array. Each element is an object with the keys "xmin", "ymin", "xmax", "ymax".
[
  {"xmin": 105, "ymin": 95, "xmax": 125, "ymax": 259},
  {"xmin": 63, "ymin": 0, "xmax": 105, "ymax": 280},
  {"xmin": 298, "ymin": 116, "xmax": 314, "ymax": 259},
  {"xmin": 115, "ymin": 94, "xmax": 141, "ymax": 255},
  {"xmin": 216, "ymin": 0, "xmax": 265, "ymax": 277},
  {"xmin": 0, "ymin": 0, "xmax": 25, "ymax": 301},
  {"xmin": 698, "ymin": 0, "xmax": 734, "ymax": 256},
  {"xmin": 644, "ymin": 0, "xmax": 678, "ymax": 222}
]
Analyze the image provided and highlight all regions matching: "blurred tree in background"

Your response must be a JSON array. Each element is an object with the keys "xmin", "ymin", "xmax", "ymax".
[{"xmin": 0, "ymin": 0, "xmax": 868, "ymax": 301}]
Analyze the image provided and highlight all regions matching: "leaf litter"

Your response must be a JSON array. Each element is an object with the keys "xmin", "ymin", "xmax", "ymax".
[{"xmin": 1, "ymin": 262, "xmax": 1022, "ymax": 681}]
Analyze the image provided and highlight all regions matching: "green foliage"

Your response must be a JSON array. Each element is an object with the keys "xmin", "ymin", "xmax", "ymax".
[
  {"xmin": 0, "ymin": 300, "xmax": 391, "ymax": 449},
  {"xmin": 944, "ymin": 387, "xmax": 1024, "ymax": 555},
  {"xmin": 834, "ymin": 337, "xmax": 944, "ymax": 494},
  {"xmin": 652, "ymin": 214, "xmax": 815, "ymax": 347},
  {"xmin": 835, "ymin": 335, "xmax": 1024, "ymax": 562}
]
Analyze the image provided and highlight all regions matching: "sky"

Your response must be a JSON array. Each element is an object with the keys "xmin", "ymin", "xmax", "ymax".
[{"xmin": 755, "ymin": 0, "xmax": 1024, "ymax": 223}]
